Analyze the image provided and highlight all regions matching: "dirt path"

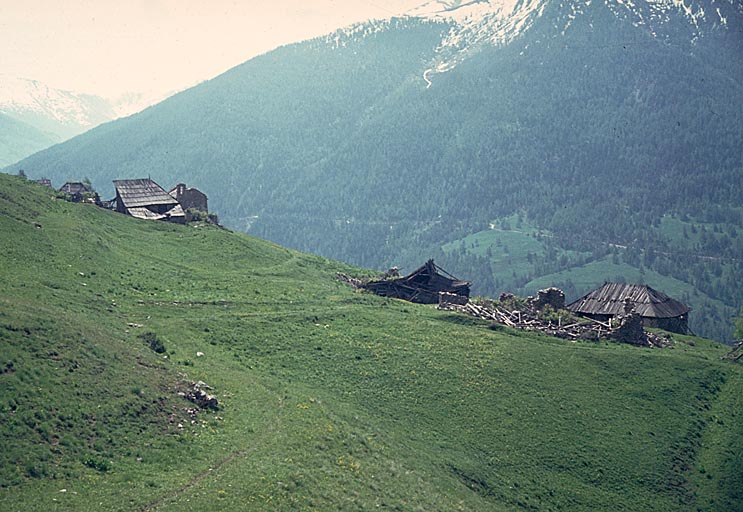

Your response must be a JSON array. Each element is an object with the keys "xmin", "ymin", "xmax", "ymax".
[{"xmin": 139, "ymin": 395, "xmax": 285, "ymax": 511}]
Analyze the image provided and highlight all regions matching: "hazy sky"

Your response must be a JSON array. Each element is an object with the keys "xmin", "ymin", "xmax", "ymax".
[{"xmin": 1, "ymin": 0, "xmax": 424, "ymax": 98}]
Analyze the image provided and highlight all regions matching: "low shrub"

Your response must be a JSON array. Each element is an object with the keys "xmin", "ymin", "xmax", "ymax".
[
  {"xmin": 82, "ymin": 456, "xmax": 111, "ymax": 472},
  {"xmin": 137, "ymin": 332, "xmax": 166, "ymax": 354}
]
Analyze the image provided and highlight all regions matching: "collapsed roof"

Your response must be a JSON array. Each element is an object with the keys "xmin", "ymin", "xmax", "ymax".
[{"xmin": 362, "ymin": 259, "xmax": 471, "ymax": 304}]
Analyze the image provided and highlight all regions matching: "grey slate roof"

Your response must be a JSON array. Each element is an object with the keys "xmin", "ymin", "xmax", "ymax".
[
  {"xmin": 113, "ymin": 179, "xmax": 180, "ymax": 208},
  {"xmin": 567, "ymin": 282, "xmax": 690, "ymax": 319},
  {"xmin": 59, "ymin": 182, "xmax": 92, "ymax": 195}
]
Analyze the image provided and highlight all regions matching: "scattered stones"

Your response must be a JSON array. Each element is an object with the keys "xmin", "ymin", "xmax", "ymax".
[
  {"xmin": 531, "ymin": 287, "xmax": 565, "ymax": 311},
  {"xmin": 611, "ymin": 311, "xmax": 647, "ymax": 346},
  {"xmin": 172, "ymin": 382, "xmax": 221, "ymax": 432},
  {"xmin": 438, "ymin": 292, "xmax": 469, "ymax": 307},
  {"xmin": 183, "ymin": 381, "xmax": 219, "ymax": 410},
  {"xmin": 336, "ymin": 272, "xmax": 364, "ymax": 289}
]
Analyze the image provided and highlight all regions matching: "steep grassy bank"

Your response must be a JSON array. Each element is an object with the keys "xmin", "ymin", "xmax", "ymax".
[{"xmin": 1, "ymin": 174, "xmax": 741, "ymax": 511}]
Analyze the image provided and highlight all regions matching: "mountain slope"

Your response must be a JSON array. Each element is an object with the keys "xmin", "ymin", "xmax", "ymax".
[
  {"xmin": 5, "ymin": 0, "xmax": 743, "ymax": 340},
  {"xmin": 0, "ymin": 113, "xmax": 58, "ymax": 167},
  {"xmin": 2, "ymin": 173, "xmax": 743, "ymax": 511},
  {"xmin": 0, "ymin": 76, "xmax": 116, "ymax": 141},
  {"xmin": 0, "ymin": 76, "xmax": 176, "ymax": 167}
]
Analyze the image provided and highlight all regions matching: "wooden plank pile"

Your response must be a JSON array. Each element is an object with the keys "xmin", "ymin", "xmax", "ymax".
[
  {"xmin": 340, "ymin": 272, "xmax": 673, "ymax": 348},
  {"xmin": 438, "ymin": 291, "xmax": 673, "ymax": 347},
  {"xmin": 724, "ymin": 340, "xmax": 743, "ymax": 362}
]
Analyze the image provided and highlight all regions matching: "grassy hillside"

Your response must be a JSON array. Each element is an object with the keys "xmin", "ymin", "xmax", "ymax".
[
  {"xmin": 1, "ymin": 173, "xmax": 742, "ymax": 511},
  {"xmin": 7, "ymin": 3, "xmax": 742, "ymax": 343}
]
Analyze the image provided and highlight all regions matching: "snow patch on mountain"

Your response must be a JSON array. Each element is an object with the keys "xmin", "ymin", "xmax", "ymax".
[
  {"xmin": 0, "ymin": 75, "xmax": 113, "ymax": 130},
  {"xmin": 321, "ymin": 0, "xmax": 738, "ymax": 89},
  {"xmin": 0, "ymin": 75, "xmax": 176, "ymax": 142},
  {"xmin": 408, "ymin": 0, "xmax": 547, "ymax": 85},
  {"xmin": 324, "ymin": 18, "xmax": 410, "ymax": 50},
  {"xmin": 406, "ymin": 0, "xmax": 740, "ymax": 85},
  {"xmin": 410, "ymin": 0, "xmax": 546, "ymax": 48},
  {"xmin": 604, "ymin": 0, "xmax": 731, "ymax": 38}
]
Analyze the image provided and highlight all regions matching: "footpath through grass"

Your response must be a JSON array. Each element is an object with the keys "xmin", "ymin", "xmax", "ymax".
[{"xmin": 1, "ymin": 174, "xmax": 741, "ymax": 511}]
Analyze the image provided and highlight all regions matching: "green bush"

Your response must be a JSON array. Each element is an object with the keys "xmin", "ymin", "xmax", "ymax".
[
  {"xmin": 137, "ymin": 332, "xmax": 166, "ymax": 354},
  {"xmin": 82, "ymin": 456, "xmax": 111, "ymax": 472}
]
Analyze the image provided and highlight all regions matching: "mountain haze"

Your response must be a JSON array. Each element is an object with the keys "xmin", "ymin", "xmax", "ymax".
[
  {"xmin": 0, "ymin": 76, "xmax": 174, "ymax": 166},
  {"xmin": 0, "ymin": 113, "xmax": 58, "ymax": 168},
  {"xmin": 6, "ymin": 0, "xmax": 743, "ymax": 340},
  {"xmin": 0, "ymin": 76, "xmax": 115, "ymax": 140}
]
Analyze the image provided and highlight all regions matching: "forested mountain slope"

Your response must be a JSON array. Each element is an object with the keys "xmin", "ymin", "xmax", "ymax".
[
  {"xmin": 6, "ymin": 0, "xmax": 743, "ymax": 340},
  {"xmin": 0, "ymin": 113, "xmax": 58, "ymax": 167},
  {"xmin": 2, "ymin": 173, "xmax": 743, "ymax": 511}
]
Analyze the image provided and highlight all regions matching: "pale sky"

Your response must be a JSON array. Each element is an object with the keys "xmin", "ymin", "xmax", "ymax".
[{"xmin": 1, "ymin": 0, "xmax": 424, "ymax": 99}]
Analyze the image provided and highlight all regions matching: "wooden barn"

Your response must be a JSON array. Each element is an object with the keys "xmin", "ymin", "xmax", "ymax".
[
  {"xmin": 169, "ymin": 183, "xmax": 208, "ymax": 212},
  {"xmin": 362, "ymin": 259, "xmax": 471, "ymax": 304},
  {"xmin": 59, "ymin": 181, "xmax": 99, "ymax": 203},
  {"xmin": 566, "ymin": 282, "xmax": 690, "ymax": 334},
  {"xmin": 113, "ymin": 178, "xmax": 185, "ymax": 223}
]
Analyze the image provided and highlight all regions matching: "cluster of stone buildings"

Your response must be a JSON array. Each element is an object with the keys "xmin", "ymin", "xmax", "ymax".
[
  {"xmin": 41, "ymin": 177, "xmax": 692, "ymax": 337},
  {"xmin": 40, "ymin": 177, "xmax": 211, "ymax": 224}
]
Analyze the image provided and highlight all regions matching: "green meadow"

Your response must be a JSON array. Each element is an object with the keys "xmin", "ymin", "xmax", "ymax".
[{"xmin": 1, "ymin": 174, "xmax": 741, "ymax": 511}]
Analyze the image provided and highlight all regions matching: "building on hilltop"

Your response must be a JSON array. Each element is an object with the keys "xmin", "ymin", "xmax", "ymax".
[
  {"xmin": 113, "ymin": 178, "xmax": 185, "ymax": 223},
  {"xmin": 168, "ymin": 183, "xmax": 208, "ymax": 213},
  {"xmin": 362, "ymin": 259, "xmax": 471, "ymax": 304},
  {"xmin": 566, "ymin": 282, "xmax": 690, "ymax": 334},
  {"xmin": 59, "ymin": 181, "xmax": 99, "ymax": 204}
]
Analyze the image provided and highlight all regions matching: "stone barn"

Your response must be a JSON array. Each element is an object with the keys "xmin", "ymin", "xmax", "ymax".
[{"xmin": 169, "ymin": 183, "xmax": 208, "ymax": 212}]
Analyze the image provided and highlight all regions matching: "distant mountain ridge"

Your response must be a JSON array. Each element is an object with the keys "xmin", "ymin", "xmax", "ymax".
[
  {"xmin": 5, "ymin": 0, "xmax": 743, "ymax": 340},
  {"xmin": 0, "ymin": 75, "xmax": 175, "ymax": 166},
  {"xmin": 0, "ymin": 75, "xmax": 115, "ymax": 140},
  {"xmin": 405, "ymin": 0, "xmax": 741, "ymax": 81}
]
